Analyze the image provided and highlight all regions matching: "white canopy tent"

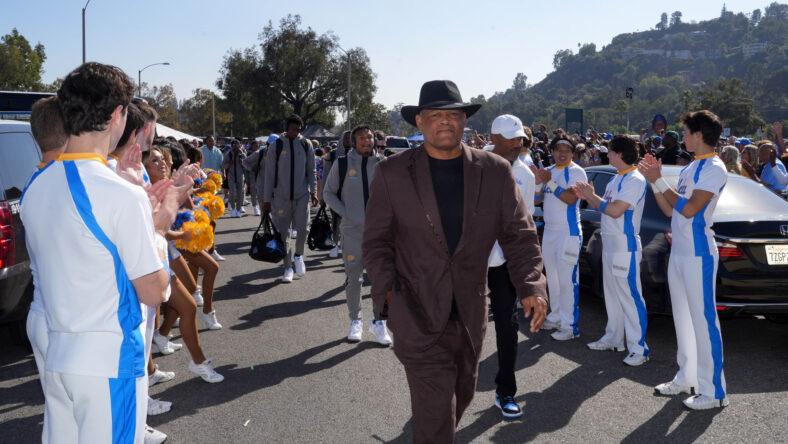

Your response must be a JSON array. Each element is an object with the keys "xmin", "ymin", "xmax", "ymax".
[{"xmin": 156, "ymin": 123, "xmax": 200, "ymax": 142}]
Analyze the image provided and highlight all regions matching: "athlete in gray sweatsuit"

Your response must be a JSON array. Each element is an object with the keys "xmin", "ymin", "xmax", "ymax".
[
  {"xmin": 242, "ymin": 144, "xmax": 268, "ymax": 210},
  {"xmin": 322, "ymin": 138, "xmax": 381, "ymax": 321},
  {"xmin": 263, "ymin": 131, "xmax": 317, "ymax": 271},
  {"xmin": 221, "ymin": 141, "xmax": 247, "ymax": 214},
  {"xmin": 322, "ymin": 130, "xmax": 351, "ymax": 245}
]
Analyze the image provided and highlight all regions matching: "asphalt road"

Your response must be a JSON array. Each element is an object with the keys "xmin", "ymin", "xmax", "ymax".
[{"xmin": 1, "ymin": 208, "xmax": 787, "ymax": 443}]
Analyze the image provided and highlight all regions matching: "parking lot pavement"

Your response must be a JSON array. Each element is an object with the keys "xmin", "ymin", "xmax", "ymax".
[{"xmin": 1, "ymin": 212, "xmax": 787, "ymax": 443}]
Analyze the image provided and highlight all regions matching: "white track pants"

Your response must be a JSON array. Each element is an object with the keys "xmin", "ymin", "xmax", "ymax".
[
  {"xmin": 543, "ymin": 230, "xmax": 581, "ymax": 334},
  {"xmin": 26, "ymin": 307, "xmax": 49, "ymax": 442},
  {"xmin": 44, "ymin": 372, "xmax": 147, "ymax": 444},
  {"xmin": 668, "ymin": 254, "xmax": 727, "ymax": 399},
  {"xmin": 600, "ymin": 249, "xmax": 649, "ymax": 356}
]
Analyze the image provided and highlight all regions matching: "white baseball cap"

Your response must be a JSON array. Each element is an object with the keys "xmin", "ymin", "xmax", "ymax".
[{"xmin": 491, "ymin": 114, "xmax": 527, "ymax": 140}]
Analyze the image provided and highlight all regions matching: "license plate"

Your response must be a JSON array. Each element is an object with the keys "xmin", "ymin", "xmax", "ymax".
[{"xmin": 765, "ymin": 245, "xmax": 788, "ymax": 265}]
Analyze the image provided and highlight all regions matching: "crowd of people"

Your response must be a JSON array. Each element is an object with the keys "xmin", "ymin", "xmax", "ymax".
[{"xmin": 19, "ymin": 63, "xmax": 786, "ymax": 444}]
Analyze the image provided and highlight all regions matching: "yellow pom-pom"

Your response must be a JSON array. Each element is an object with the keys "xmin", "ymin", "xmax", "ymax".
[
  {"xmin": 193, "ymin": 207, "xmax": 210, "ymax": 225},
  {"xmin": 203, "ymin": 195, "xmax": 225, "ymax": 220},
  {"xmin": 208, "ymin": 171, "xmax": 222, "ymax": 189},
  {"xmin": 174, "ymin": 221, "xmax": 214, "ymax": 253}
]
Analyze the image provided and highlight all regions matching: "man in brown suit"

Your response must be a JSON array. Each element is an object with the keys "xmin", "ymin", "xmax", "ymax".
[{"xmin": 363, "ymin": 80, "xmax": 548, "ymax": 443}]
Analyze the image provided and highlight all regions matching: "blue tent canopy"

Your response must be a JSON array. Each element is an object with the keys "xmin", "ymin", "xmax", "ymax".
[{"xmin": 408, "ymin": 133, "xmax": 424, "ymax": 142}]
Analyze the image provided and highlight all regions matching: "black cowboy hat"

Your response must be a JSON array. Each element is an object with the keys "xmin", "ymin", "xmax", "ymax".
[{"xmin": 401, "ymin": 80, "xmax": 481, "ymax": 127}]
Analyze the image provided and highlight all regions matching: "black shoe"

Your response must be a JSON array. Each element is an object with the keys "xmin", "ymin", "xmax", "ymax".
[{"xmin": 495, "ymin": 393, "xmax": 523, "ymax": 418}]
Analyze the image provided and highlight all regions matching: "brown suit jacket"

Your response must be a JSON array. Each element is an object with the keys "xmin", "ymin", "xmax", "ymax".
[{"xmin": 362, "ymin": 144, "xmax": 547, "ymax": 356}]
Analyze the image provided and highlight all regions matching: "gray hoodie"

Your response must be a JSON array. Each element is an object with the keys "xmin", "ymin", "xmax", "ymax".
[
  {"xmin": 321, "ymin": 130, "xmax": 350, "ymax": 199},
  {"xmin": 322, "ymin": 148, "xmax": 381, "ymax": 231},
  {"xmin": 263, "ymin": 133, "xmax": 316, "ymax": 203},
  {"xmin": 242, "ymin": 146, "xmax": 268, "ymax": 192}
]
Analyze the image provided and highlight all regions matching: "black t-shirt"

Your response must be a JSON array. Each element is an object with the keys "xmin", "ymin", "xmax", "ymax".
[
  {"xmin": 428, "ymin": 156, "xmax": 464, "ymax": 255},
  {"xmin": 428, "ymin": 155, "xmax": 464, "ymax": 321},
  {"xmin": 658, "ymin": 146, "xmax": 680, "ymax": 165}
]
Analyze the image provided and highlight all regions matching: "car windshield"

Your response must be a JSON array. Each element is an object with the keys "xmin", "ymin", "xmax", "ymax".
[
  {"xmin": 386, "ymin": 138, "xmax": 409, "ymax": 148},
  {"xmin": 662, "ymin": 167, "xmax": 788, "ymax": 222}
]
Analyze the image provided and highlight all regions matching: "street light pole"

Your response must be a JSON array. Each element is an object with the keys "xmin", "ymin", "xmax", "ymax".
[
  {"xmin": 82, "ymin": 0, "xmax": 91, "ymax": 64},
  {"xmin": 137, "ymin": 62, "xmax": 170, "ymax": 97},
  {"xmin": 337, "ymin": 45, "xmax": 351, "ymax": 131},
  {"xmin": 625, "ymin": 87, "xmax": 634, "ymax": 133}
]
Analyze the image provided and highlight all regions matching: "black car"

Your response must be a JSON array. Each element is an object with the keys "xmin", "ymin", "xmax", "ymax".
[
  {"xmin": 0, "ymin": 119, "xmax": 42, "ymax": 343},
  {"xmin": 574, "ymin": 165, "xmax": 788, "ymax": 318}
]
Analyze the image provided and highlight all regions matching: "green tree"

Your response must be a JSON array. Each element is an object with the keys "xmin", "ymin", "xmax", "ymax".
[
  {"xmin": 578, "ymin": 43, "xmax": 596, "ymax": 57},
  {"xmin": 670, "ymin": 11, "xmax": 683, "ymax": 27},
  {"xmin": 656, "ymin": 12, "xmax": 668, "ymax": 31},
  {"xmin": 180, "ymin": 88, "xmax": 231, "ymax": 137},
  {"xmin": 141, "ymin": 83, "xmax": 181, "ymax": 130},
  {"xmin": 0, "ymin": 28, "xmax": 47, "ymax": 91},
  {"xmin": 694, "ymin": 78, "xmax": 763, "ymax": 134},
  {"xmin": 552, "ymin": 49, "xmax": 573, "ymax": 70},
  {"xmin": 751, "ymin": 8, "xmax": 762, "ymax": 24},
  {"xmin": 217, "ymin": 15, "xmax": 377, "ymax": 132}
]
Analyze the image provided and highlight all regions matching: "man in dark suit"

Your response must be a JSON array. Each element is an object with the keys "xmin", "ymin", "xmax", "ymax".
[{"xmin": 363, "ymin": 80, "xmax": 548, "ymax": 443}]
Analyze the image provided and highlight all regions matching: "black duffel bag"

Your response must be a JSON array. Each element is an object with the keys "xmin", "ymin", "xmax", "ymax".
[
  {"xmin": 249, "ymin": 213, "xmax": 285, "ymax": 263},
  {"xmin": 307, "ymin": 207, "xmax": 336, "ymax": 251}
]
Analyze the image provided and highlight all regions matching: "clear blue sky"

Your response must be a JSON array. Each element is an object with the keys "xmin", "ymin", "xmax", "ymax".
[{"xmin": 1, "ymin": 0, "xmax": 765, "ymax": 109}]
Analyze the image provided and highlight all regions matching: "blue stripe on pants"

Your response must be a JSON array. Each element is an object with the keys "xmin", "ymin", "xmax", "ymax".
[
  {"xmin": 108, "ymin": 378, "xmax": 137, "ymax": 444},
  {"xmin": 627, "ymin": 252, "xmax": 649, "ymax": 356},
  {"xmin": 701, "ymin": 255, "xmax": 726, "ymax": 399},
  {"xmin": 571, "ymin": 263, "xmax": 579, "ymax": 335}
]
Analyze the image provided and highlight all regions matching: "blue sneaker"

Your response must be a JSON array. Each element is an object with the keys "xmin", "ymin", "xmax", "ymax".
[{"xmin": 495, "ymin": 393, "xmax": 523, "ymax": 418}]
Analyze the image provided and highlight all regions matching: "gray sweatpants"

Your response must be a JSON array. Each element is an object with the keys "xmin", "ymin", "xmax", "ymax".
[
  {"xmin": 272, "ymin": 194, "xmax": 309, "ymax": 270},
  {"xmin": 228, "ymin": 178, "xmax": 245, "ymax": 212},
  {"xmin": 343, "ymin": 229, "xmax": 379, "ymax": 321},
  {"xmin": 247, "ymin": 171, "xmax": 259, "ymax": 205}
]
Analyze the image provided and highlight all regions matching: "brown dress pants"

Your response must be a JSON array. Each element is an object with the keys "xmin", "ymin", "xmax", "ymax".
[{"xmin": 394, "ymin": 320, "xmax": 480, "ymax": 444}]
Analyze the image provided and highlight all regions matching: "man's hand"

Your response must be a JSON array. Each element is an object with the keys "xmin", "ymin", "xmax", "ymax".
[
  {"xmin": 638, "ymin": 154, "xmax": 662, "ymax": 183},
  {"xmin": 530, "ymin": 164, "xmax": 552, "ymax": 185},
  {"xmin": 310, "ymin": 193, "xmax": 319, "ymax": 207},
  {"xmin": 147, "ymin": 180, "xmax": 178, "ymax": 235},
  {"xmin": 319, "ymin": 199, "xmax": 326, "ymax": 207},
  {"xmin": 262, "ymin": 202, "xmax": 271, "ymax": 214},
  {"xmin": 171, "ymin": 161, "xmax": 200, "ymax": 203},
  {"xmin": 773, "ymin": 122, "xmax": 783, "ymax": 141},
  {"xmin": 573, "ymin": 181, "xmax": 595, "ymax": 200},
  {"xmin": 521, "ymin": 296, "xmax": 547, "ymax": 333},
  {"xmin": 117, "ymin": 144, "xmax": 144, "ymax": 186}
]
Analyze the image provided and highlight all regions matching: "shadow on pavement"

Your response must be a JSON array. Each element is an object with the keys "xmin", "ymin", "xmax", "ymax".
[
  {"xmin": 148, "ymin": 338, "xmax": 380, "ymax": 424},
  {"xmin": 232, "ymin": 285, "xmax": 346, "ymax": 330}
]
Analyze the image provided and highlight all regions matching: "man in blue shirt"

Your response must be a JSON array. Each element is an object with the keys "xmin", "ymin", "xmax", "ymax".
[
  {"xmin": 200, "ymin": 136, "xmax": 223, "ymax": 171},
  {"xmin": 758, "ymin": 143, "xmax": 788, "ymax": 194}
]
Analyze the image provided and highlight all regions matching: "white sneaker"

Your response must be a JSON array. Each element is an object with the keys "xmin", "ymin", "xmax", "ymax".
[
  {"xmin": 199, "ymin": 310, "xmax": 223, "ymax": 330},
  {"xmin": 551, "ymin": 329, "xmax": 579, "ymax": 341},
  {"xmin": 144, "ymin": 425, "xmax": 167, "ymax": 444},
  {"xmin": 329, "ymin": 246, "xmax": 340, "ymax": 258},
  {"xmin": 188, "ymin": 358, "xmax": 224, "ymax": 383},
  {"xmin": 211, "ymin": 250, "xmax": 226, "ymax": 261},
  {"xmin": 587, "ymin": 339, "xmax": 625, "ymax": 352},
  {"xmin": 540, "ymin": 319, "xmax": 560, "ymax": 331},
  {"xmin": 294, "ymin": 255, "xmax": 306, "ymax": 277},
  {"xmin": 282, "ymin": 268, "xmax": 294, "ymax": 283},
  {"xmin": 234, "ymin": 209, "xmax": 242, "ymax": 218},
  {"xmin": 240, "ymin": 206, "xmax": 246, "ymax": 214},
  {"xmin": 148, "ymin": 364, "xmax": 175, "ymax": 387},
  {"xmin": 243, "ymin": 199, "xmax": 250, "ymax": 206},
  {"xmin": 369, "ymin": 320, "xmax": 392, "ymax": 346},
  {"xmin": 683, "ymin": 394, "xmax": 729, "ymax": 410},
  {"xmin": 291, "ymin": 229, "xmax": 297, "ymax": 239},
  {"xmin": 655, "ymin": 380, "xmax": 696, "ymax": 396},
  {"xmin": 147, "ymin": 397, "xmax": 172, "ymax": 416},
  {"xmin": 253, "ymin": 205, "xmax": 260, "ymax": 216},
  {"xmin": 347, "ymin": 320, "xmax": 363, "ymax": 342},
  {"xmin": 192, "ymin": 289, "xmax": 204, "ymax": 306},
  {"xmin": 623, "ymin": 352, "xmax": 649, "ymax": 366},
  {"xmin": 152, "ymin": 330, "xmax": 183, "ymax": 355}
]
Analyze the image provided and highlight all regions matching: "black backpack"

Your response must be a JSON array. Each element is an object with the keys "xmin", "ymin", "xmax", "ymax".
[
  {"xmin": 249, "ymin": 213, "xmax": 285, "ymax": 263},
  {"xmin": 273, "ymin": 137, "xmax": 312, "ymax": 188},
  {"xmin": 307, "ymin": 207, "xmax": 336, "ymax": 251}
]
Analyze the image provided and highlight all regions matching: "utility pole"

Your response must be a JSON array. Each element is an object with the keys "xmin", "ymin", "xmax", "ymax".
[
  {"xmin": 212, "ymin": 93, "xmax": 216, "ymax": 139},
  {"xmin": 337, "ymin": 45, "xmax": 351, "ymax": 131},
  {"xmin": 625, "ymin": 87, "xmax": 634, "ymax": 133},
  {"xmin": 82, "ymin": 0, "xmax": 91, "ymax": 64}
]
